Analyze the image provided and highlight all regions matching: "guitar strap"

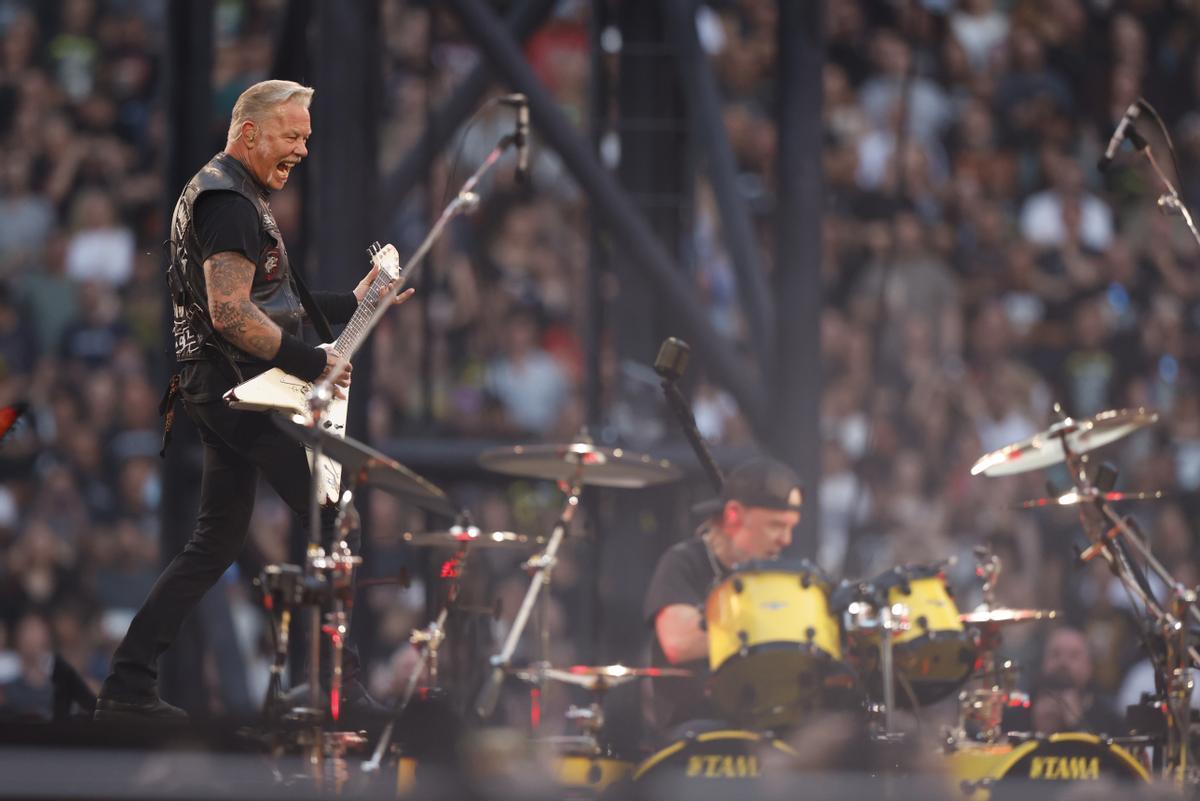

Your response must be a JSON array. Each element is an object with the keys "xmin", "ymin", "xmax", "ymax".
[{"xmin": 288, "ymin": 267, "xmax": 335, "ymax": 344}]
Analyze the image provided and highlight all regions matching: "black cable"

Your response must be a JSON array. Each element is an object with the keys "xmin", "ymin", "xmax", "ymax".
[{"xmin": 1137, "ymin": 97, "xmax": 1183, "ymax": 188}]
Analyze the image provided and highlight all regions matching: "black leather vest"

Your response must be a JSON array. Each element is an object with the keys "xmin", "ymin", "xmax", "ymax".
[{"xmin": 168, "ymin": 152, "xmax": 304, "ymax": 364}]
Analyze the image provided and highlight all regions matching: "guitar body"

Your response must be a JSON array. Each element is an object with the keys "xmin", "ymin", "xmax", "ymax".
[
  {"xmin": 221, "ymin": 242, "xmax": 403, "ymax": 507},
  {"xmin": 224, "ymin": 363, "xmax": 348, "ymax": 505}
]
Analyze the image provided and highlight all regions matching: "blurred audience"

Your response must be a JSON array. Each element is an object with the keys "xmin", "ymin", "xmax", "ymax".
[{"xmin": 0, "ymin": 0, "xmax": 1198, "ymax": 733}]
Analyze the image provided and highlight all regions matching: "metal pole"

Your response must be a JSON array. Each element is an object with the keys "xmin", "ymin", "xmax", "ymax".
[
  {"xmin": 773, "ymin": 0, "xmax": 824, "ymax": 556},
  {"xmin": 159, "ymin": 0, "xmax": 213, "ymax": 711},
  {"xmin": 662, "ymin": 0, "xmax": 773, "ymax": 367},
  {"xmin": 381, "ymin": 0, "xmax": 558, "ymax": 221},
  {"xmin": 442, "ymin": 0, "xmax": 769, "ymax": 433}
]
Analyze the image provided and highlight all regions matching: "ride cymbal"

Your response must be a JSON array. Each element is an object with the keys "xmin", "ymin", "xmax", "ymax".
[
  {"xmin": 479, "ymin": 441, "xmax": 681, "ymax": 488},
  {"xmin": 970, "ymin": 408, "xmax": 1158, "ymax": 478}
]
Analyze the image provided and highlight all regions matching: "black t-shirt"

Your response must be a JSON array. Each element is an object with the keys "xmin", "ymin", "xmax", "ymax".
[
  {"xmin": 642, "ymin": 536, "xmax": 730, "ymax": 734},
  {"xmin": 178, "ymin": 190, "xmax": 274, "ymax": 403}
]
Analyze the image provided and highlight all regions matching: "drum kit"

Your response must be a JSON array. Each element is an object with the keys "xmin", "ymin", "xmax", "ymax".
[{"xmin": 255, "ymin": 401, "xmax": 1194, "ymax": 797}]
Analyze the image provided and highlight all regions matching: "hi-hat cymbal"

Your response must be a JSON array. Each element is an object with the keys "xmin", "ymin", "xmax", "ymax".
[
  {"xmin": 970, "ymin": 408, "xmax": 1158, "ymax": 478},
  {"xmin": 479, "ymin": 441, "xmax": 682, "ymax": 488},
  {"xmin": 1017, "ymin": 489, "xmax": 1165, "ymax": 509},
  {"xmin": 510, "ymin": 664, "xmax": 693, "ymax": 690},
  {"xmin": 960, "ymin": 608, "xmax": 1058, "ymax": 625},
  {"xmin": 273, "ymin": 413, "xmax": 457, "ymax": 516},
  {"xmin": 402, "ymin": 527, "xmax": 541, "ymax": 549}
]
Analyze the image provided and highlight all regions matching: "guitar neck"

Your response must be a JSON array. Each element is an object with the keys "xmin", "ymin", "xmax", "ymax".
[{"xmin": 332, "ymin": 271, "xmax": 397, "ymax": 357}]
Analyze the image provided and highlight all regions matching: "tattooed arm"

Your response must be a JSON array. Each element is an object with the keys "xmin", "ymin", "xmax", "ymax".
[
  {"xmin": 203, "ymin": 250, "xmax": 347, "ymax": 384},
  {"xmin": 203, "ymin": 250, "xmax": 282, "ymax": 359}
]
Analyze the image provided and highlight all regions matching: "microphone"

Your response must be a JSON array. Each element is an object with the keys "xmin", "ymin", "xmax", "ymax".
[
  {"xmin": 1098, "ymin": 101, "xmax": 1146, "ymax": 171},
  {"xmin": 498, "ymin": 93, "xmax": 530, "ymax": 185},
  {"xmin": 654, "ymin": 337, "xmax": 691, "ymax": 383}
]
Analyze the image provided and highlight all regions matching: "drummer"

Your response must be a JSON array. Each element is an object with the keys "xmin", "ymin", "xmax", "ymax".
[{"xmin": 642, "ymin": 458, "xmax": 803, "ymax": 733}]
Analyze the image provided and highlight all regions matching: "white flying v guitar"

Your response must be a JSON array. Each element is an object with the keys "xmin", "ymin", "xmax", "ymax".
[{"xmin": 224, "ymin": 241, "xmax": 402, "ymax": 505}]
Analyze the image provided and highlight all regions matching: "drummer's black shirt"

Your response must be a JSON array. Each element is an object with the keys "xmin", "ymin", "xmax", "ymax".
[{"xmin": 643, "ymin": 536, "xmax": 730, "ymax": 735}]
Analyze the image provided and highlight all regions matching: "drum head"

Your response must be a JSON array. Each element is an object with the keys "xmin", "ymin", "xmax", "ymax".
[
  {"xmin": 632, "ymin": 729, "xmax": 795, "ymax": 794},
  {"xmin": 947, "ymin": 733, "xmax": 1149, "ymax": 800}
]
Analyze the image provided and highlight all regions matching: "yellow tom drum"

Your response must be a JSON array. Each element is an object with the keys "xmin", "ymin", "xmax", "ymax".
[
  {"xmin": 944, "ymin": 733, "xmax": 1149, "ymax": 800},
  {"xmin": 865, "ymin": 563, "xmax": 976, "ymax": 705},
  {"xmin": 705, "ymin": 560, "xmax": 844, "ymax": 729}
]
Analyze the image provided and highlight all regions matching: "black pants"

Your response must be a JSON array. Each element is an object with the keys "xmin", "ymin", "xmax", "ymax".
[{"xmin": 101, "ymin": 399, "xmax": 353, "ymax": 702}]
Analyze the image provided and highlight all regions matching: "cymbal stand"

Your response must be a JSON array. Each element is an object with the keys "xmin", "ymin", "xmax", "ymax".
[
  {"xmin": 363, "ymin": 541, "xmax": 470, "ymax": 774},
  {"xmin": 1056, "ymin": 426, "xmax": 1198, "ymax": 780},
  {"xmin": 475, "ymin": 469, "xmax": 584, "ymax": 720},
  {"xmin": 844, "ymin": 589, "xmax": 907, "ymax": 740}
]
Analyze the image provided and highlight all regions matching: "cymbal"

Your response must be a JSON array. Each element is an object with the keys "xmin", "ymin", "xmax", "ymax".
[
  {"xmin": 510, "ymin": 664, "xmax": 693, "ymax": 690},
  {"xmin": 1017, "ymin": 489, "xmax": 1165, "ymax": 509},
  {"xmin": 273, "ymin": 413, "xmax": 457, "ymax": 517},
  {"xmin": 960, "ymin": 608, "xmax": 1058, "ymax": 625},
  {"xmin": 402, "ymin": 527, "xmax": 541, "ymax": 549},
  {"xmin": 970, "ymin": 408, "xmax": 1158, "ymax": 478},
  {"xmin": 478, "ymin": 441, "xmax": 682, "ymax": 488}
]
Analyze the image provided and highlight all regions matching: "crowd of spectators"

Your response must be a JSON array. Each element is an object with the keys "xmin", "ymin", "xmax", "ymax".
[{"xmin": 2, "ymin": 0, "xmax": 1200, "ymax": 744}]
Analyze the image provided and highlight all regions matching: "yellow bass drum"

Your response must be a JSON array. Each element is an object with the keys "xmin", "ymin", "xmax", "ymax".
[
  {"xmin": 632, "ymin": 728, "xmax": 795, "ymax": 793},
  {"xmin": 944, "ymin": 733, "xmax": 1149, "ymax": 800}
]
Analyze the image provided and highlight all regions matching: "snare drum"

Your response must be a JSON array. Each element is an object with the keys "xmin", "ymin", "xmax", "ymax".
[
  {"xmin": 632, "ymin": 728, "xmax": 795, "ymax": 792},
  {"xmin": 537, "ymin": 736, "xmax": 635, "ymax": 799},
  {"xmin": 554, "ymin": 752, "xmax": 633, "ymax": 798},
  {"xmin": 855, "ymin": 563, "xmax": 976, "ymax": 706},
  {"xmin": 944, "ymin": 733, "xmax": 1149, "ymax": 800},
  {"xmin": 705, "ymin": 560, "xmax": 845, "ymax": 729}
]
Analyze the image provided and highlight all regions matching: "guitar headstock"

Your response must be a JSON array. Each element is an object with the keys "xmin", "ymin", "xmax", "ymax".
[{"xmin": 367, "ymin": 241, "xmax": 401, "ymax": 281}]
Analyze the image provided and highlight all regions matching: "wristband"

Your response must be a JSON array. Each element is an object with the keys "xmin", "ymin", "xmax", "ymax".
[{"xmin": 272, "ymin": 332, "xmax": 327, "ymax": 382}]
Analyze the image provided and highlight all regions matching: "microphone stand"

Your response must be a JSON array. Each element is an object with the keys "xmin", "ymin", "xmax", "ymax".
[
  {"xmin": 307, "ymin": 128, "xmax": 521, "ymax": 423},
  {"xmin": 653, "ymin": 338, "xmax": 724, "ymax": 493},
  {"xmin": 294, "ymin": 125, "xmax": 521, "ymax": 772},
  {"xmin": 1138, "ymin": 142, "xmax": 1200, "ymax": 254}
]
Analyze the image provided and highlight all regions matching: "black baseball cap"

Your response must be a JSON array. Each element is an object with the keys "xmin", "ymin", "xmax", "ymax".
[{"xmin": 692, "ymin": 458, "xmax": 804, "ymax": 517}]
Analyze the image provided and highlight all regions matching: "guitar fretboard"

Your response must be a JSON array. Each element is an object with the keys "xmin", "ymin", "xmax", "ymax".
[{"xmin": 332, "ymin": 267, "xmax": 395, "ymax": 357}]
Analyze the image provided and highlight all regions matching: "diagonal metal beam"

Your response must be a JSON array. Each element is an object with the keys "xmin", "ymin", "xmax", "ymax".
[
  {"xmin": 443, "ymin": 0, "xmax": 769, "ymax": 432},
  {"xmin": 663, "ymin": 0, "xmax": 774, "ymax": 371},
  {"xmin": 381, "ymin": 0, "xmax": 558, "ymax": 222}
]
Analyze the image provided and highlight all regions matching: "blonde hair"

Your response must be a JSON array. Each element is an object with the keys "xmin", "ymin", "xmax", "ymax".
[{"xmin": 226, "ymin": 80, "xmax": 314, "ymax": 144}]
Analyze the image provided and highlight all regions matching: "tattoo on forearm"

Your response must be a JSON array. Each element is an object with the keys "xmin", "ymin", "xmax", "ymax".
[{"xmin": 204, "ymin": 251, "xmax": 282, "ymax": 359}]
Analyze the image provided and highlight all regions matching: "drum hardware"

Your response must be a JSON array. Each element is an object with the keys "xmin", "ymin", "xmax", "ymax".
[
  {"xmin": 514, "ymin": 665, "xmax": 693, "ymax": 797},
  {"xmin": 474, "ymin": 430, "xmax": 681, "ymax": 721},
  {"xmin": 363, "ymin": 517, "xmax": 478, "ymax": 775},
  {"xmin": 1017, "ymin": 489, "xmax": 1166, "ymax": 509},
  {"xmin": 401, "ymin": 526, "xmax": 543, "ymax": 549},
  {"xmin": 973, "ymin": 404, "xmax": 1200, "ymax": 784}
]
